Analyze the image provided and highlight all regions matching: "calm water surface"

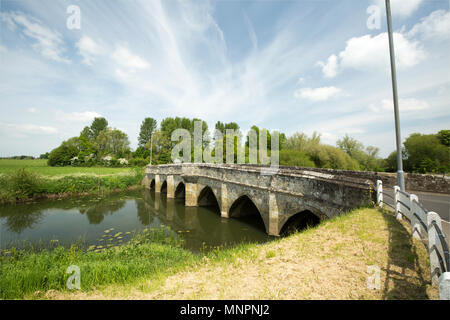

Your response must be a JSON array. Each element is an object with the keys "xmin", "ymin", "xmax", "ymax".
[{"xmin": 0, "ymin": 189, "xmax": 271, "ymax": 252}]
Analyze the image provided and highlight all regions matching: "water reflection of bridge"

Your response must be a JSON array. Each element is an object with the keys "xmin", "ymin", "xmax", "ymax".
[{"xmin": 141, "ymin": 191, "xmax": 269, "ymax": 250}]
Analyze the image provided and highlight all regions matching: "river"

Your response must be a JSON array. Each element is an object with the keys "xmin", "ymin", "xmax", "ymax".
[{"xmin": 0, "ymin": 189, "xmax": 271, "ymax": 252}]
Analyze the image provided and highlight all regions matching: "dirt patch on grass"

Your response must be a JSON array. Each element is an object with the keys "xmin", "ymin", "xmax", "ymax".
[{"xmin": 45, "ymin": 208, "xmax": 438, "ymax": 300}]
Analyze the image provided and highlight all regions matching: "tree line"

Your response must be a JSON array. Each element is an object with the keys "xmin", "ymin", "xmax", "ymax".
[{"xmin": 22, "ymin": 116, "xmax": 449, "ymax": 174}]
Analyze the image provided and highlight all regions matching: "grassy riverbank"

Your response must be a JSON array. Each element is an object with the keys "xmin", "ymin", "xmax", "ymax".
[
  {"xmin": 0, "ymin": 228, "xmax": 196, "ymax": 299},
  {"xmin": 0, "ymin": 159, "xmax": 133, "ymax": 176},
  {"xmin": 0, "ymin": 166, "xmax": 145, "ymax": 204},
  {"xmin": 0, "ymin": 207, "xmax": 438, "ymax": 300}
]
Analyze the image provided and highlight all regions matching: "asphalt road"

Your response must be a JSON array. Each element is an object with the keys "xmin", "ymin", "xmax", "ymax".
[{"xmin": 382, "ymin": 189, "xmax": 449, "ymax": 247}]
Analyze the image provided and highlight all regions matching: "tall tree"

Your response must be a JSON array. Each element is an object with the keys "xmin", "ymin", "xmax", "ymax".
[
  {"xmin": 437, "ymin": 130, "xmax": 450, "ymax": 147},
  {"xmin": 336, "ymin": 134, "xmax": 364, "ymax": 159},
  {"xmin": 138, "ymin": 117, "xmax": 157, "ymax": 148},
  {"xmin": 90, "ymin": 117, "xmax": 108, "ymax": 139},
  {"xmin": 403, "ymin": 133, "xmax": 449, "ymax": 173},
  {"xmin": 95, "ymin": 128, "xmax": 130, "ymax": 158}
]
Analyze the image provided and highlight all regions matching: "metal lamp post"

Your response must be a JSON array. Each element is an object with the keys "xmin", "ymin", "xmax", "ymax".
[{"xmin": 385, "ymin": 0, "xmax": 405, "ymax": 191}]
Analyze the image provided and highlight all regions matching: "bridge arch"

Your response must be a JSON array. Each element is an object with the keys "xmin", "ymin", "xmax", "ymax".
[
  {"xmin": 160, "ymin": 180, "xmax": 167, "ymax": 194},
  {"xmin": 197, "ymin": 186, "xmax": 220, "ymax": 212},
  {"xmin": 279, "ymin": 210, "xmax": 320, "ymax": 236},
  {"xmin": 228, "ymin": 194, "xmax": 267, "ymax": 232},
  {"xmin": 149, "ymin": 179, "xmax": 155, "ymax": 190},
  {"xmin": 175, "ymin": 181, "xmax": 185, "ymax": 198}
]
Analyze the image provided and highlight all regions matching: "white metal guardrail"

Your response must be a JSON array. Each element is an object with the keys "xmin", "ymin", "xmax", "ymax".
[{"xmin": 376, "ymin": 180, "xmax": 449, "ymax": 300}]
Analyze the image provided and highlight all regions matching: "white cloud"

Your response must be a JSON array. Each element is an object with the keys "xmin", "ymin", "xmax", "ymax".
[
  {"xmin": 0, "ymin": 45, "xmax": 7, "ymax": 53},
  {"xmin": 370, "ymin": 98, "xmax": 430, "ymax": 113},
  {"xmin": 0, "ymin": 11, "xmax": 69, "ymax": 63},
  {"xmin": 76, "ymin": 36, "xmax": 105, "ymax": 65},
  {"xmin": 27, "ymin": 107, "xmax": 37, "ymax": 113},
  {"xmin": 316, "ymin": 54, "xmax": 338, "ymax": 78},
  {"xmin": 408, "ymin": 10, "xmax": 450, "ymax": 41},
  {"xmin": 1, "ymin": 123, "xmax": 57, "ymax": 135},
  {"xmin": 371, "ymin": 0, "xmax": 424, "ymax": 17},
  {"xmin": 294, "ymin": 86, "xmax": 342, "ymax": 102},
  {"xmin": 244, "ymin": 12, "xmax": 258, "ymax": 51},
  {"xmin": 112, "ymin": 45, "xmax": 150, "ymax": 70},
  {"xmin": 56, "ymin": 111, "xmax": 103, "ymax": 122},
  {"xmin": 339, "ymin": 32, "xmax": 425, "ymax": 72},
  {"xmin": 111, "ymin": 45, "xmax": 150, "ymax": 81}
]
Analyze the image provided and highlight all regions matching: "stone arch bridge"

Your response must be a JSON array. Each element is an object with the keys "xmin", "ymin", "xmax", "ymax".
[{"xmin": 142, "ymin": 164, "xmax": 375, "ymax": 236}]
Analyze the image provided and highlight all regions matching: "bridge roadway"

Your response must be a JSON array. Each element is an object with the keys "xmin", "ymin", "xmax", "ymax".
[{"xmin": 143, "ymin": 164, "xmax": 375, "ymax": 236}]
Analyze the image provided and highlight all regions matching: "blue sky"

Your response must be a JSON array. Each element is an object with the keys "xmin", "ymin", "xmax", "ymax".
[{"xmin": 0, "ymin": 0, "xmax": 449, "ymax": 157}]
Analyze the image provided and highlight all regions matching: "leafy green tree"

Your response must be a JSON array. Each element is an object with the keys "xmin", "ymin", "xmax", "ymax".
[
  {"xmin": 384, "ymin": 148, "xmax": 408, "ymax": 172},
  {"xmin": 39, "ymin": 152, "xmax": 49, "ymax": 159},
  {"xmin": 47, "ymin": 137, "xmax": 80, "ymax": 166},
  {"xmin": 215, "ymin": 121, "xmax": 243, "ymax": 163},
  {"xmin": 158, "ymin": 117, "xmax": 208, "ymax": 163},
  {"xmin": 133, "ymin": 146, "xmax": 150, "ymax": 159},
  {"xmin": 403, "ymin": 133, "xmax": 449, "ymax": 173},
  {"xmin": 437, "ymin": 130, "xmax": 450, "ymax": 147},
  {"xmin": 77, "ymin": 134, "xmax": 96, "ymax": 163},
  {"xmin": 146, "ymin": 130, "xmax": 170, "ymax": 164},
  {"xmin": 384, "ymin": 151, "xmax": 398, "ymax": 172},
  {"xmin": 95, "ymin": 128, "xmax": 130, "ymax": 158},
  {"xmin": 90, "ymin": 117, "xmax": 108, "ymax": 139},
  {"xmin": 138, "ymin": 117, "xmax": 157, "ymax": 148},
  {"xmin": 337, "ymin": 134, "xmax": 383, "ymax": 171},
  {"xmin": 337, "ymin": 135, "xmax": 364, "ymax": 160},
  {"xmin": 80, "ymin": 126, "xmax": 93, "ymax": 140}
]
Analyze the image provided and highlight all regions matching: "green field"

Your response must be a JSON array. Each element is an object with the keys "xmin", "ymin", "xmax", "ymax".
[
  {"xmin": 0, "ymin": 159, "xmax": 146, "ymax": 204},
  {"xmin": 0, "ymin": 159, "xmax": 137, "ymax": 176}
]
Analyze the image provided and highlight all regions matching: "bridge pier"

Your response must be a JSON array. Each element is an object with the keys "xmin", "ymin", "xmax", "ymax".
[
  {"xmin": 167, "ymin": 175, "xmax": 175, "ymax": 198},
  {"xmin": 185, "ymin": 183, "xmax": 198, "ymax": 206},
  {"xmin": 269, "ymin": 192, "xmax": 279, "ymax": 236},
  {"xmin": 155, "ymin": 174, "xmax": 161, "ymax": 193},
  {"xmin": 221, "ymin": 183, "xmax": 229, "ymax": 218}
]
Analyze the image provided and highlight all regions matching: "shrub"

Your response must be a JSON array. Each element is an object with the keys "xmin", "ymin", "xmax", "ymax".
[
  {"xmin": 129, "ymin": 158, "xmax": 149, "ymax": 167},
  {"xmin": 48, "ymin": 144, "xmax": 78, "ymax": 166},
  {"xmin": 279, "ymin": 150, "xmax": 315, "ymax": 168},
  {"xmin": 6, "ymin": 169, "xmax": 43, "ymax": 199}
]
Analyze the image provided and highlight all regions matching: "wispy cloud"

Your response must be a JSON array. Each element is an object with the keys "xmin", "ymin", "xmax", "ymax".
[
  {"xmin": 294, "ymin": 86, "xmax": 342, "ymax": 102},
  {"xmin": 1, "ymin": 11, "xmax": 69, "ymax": 63},
  {"xmin": 55, "ymin": 111, "xmax": 103, "ymax": 123},
  {"xmin": 76, "ymin": 36, "xmax": 105, "ymax": 66},
  {"xmin": 408, "ymin": 10, "xmax": 450, "ymax": 41},
  {"xmin": 112, "ymin": 45, "xmax": 150, "ymax": 71},
  {"xmin": 1, "ymin": 123, "xmax": 58, "ymax": 135},
  {"xmin": 370, "ymin": 98, "xmax": 430, "ymax": 113},
  {"xmin": 371, "ymin": 0, "xmax": 424, "ymax": 17}
]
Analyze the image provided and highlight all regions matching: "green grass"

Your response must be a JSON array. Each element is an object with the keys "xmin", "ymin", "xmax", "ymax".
[
  {"xmin": 0, "ymin": 159, "xmax": 134, "ymax": 176},
  {"xmin": 0, "ymin": 167, "xmax": 145, "ymax": 204},
  {"xmin": 0, "ymin": 228, "xmax": 197, "ymax": 299}
]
